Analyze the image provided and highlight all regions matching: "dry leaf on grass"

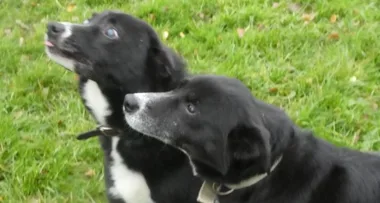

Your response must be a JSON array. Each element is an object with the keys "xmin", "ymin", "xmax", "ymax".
[
  {"xmin": 257, "ymin": 24, "xmax": 265, "ymax": 31},
  {"xmin": 149, "ymin": 14, "xmax": 156, "ymax": 21},
  {"xmin": 162, "ymin": 31, "xmax": 169, "ymax": 40},
  {"xmin": 85, "ymin": 169, "xmax": 96, "ymax": 177},
  {"xmin": 288, "ymin": 3, "xmax": 301, "ymax": 13},
  {"xmin": 4, "ymin": 28, "xmax": 12, "ymax": 36},
  {"xmin": 306, "ymin": 78, "xmax": 313, "ymax": 84},
  {"xmin": 67, "ymin": 3, "xmax": 76, "ymax": 12},
  {"xmin": 328, "ymin": 31, "xmax": 339, "ymax": 40},
  {"xmin": 179, "ymin": 32, "xmax": 185, "ymax": 38},
  {"xmin": 351, "ymin": 130, "xmax": 360, "ymax": 145},
  {"xmin": 15, "ymin": 20, "xmax": 30, "ymax": 30},
  {"xmin": 302, "ymin": 13, "xmax": 315, "ymax": 24},
  {"xmin": 19, "ymin": 37, "xmax": 24, "ymax": 46},
  {"xmin": 268, "ymin": 87, "xmax": 278, "ymax": 93},
  {"xmin": 237, "ymin": 28, "xmax": 245, "ymax": 38},
  {"xmin": 272, "ymin": 2, "xmax": 280, "ymax": 8},
  {"xmin": 330, "ymin": 14, "xmax": 337, "ymax": 23},
  {"xmin": 349, "ymin": 76, "xmax": 357, "ymax": 83},
  {"xmin": 74, "ymin": 74, "xmax": 79, "ymax": 80},
  {"xmin": 198, "ymin": 12, "xmax": 205, "ymax": 19}
]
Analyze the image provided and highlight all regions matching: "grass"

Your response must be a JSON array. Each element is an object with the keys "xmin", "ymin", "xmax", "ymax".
[{"xmin": 0, "ymin": 0, "xmax": 379, "ymax": 202}]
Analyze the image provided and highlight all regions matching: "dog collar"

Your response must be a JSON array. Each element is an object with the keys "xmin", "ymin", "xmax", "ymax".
[
  {"xmin": 197, "ymin": 155, "xmax": 283, "ymax": 203},
  {"xmin": 76, "ymin": 126, "xmax": 120, "ymax": 140}
]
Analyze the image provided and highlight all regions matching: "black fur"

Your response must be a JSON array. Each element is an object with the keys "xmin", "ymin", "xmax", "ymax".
[
  {"xmin": 45, "ymin": 11, "xmax": 201, "ymax": 203},
  {"xmin": 123, "ymin": 75, "xmax": 380, "ymax": 203}
]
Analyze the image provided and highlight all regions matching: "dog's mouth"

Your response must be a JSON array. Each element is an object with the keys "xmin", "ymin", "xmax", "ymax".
[{"xmin": 45, "ymin": 35, "xmax": 89, "ymax": 66}]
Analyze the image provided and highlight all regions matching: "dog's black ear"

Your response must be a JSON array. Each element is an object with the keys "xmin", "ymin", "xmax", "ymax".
[
  {"xmin": 83, "ymin": 12, "xmax": 99, "ymax": 24},
  {"xmin": 148, "ymin": 31, "xmax": 175, "ymax": 78},
  {"xmin": 229, "ymin": 122, "xmax": 271, "ymax": 174}
]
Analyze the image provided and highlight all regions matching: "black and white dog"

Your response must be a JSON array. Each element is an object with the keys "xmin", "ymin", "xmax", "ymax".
[
  {"xmin": 123, "ymin": 75, "xmax": 380, "ymax": 203},
  {"xmin": 44, "ymin": 11, "xmax": 201, "ymax": 203}
]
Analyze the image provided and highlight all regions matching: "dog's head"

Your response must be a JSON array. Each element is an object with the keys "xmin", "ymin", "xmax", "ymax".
[
  {"xmin": 123, "ymin": 75, "xmax": 290, "ymax": 183},
  {"xmin": 45, "ymin": 10, "xmax": 184, "ymax": 91}
]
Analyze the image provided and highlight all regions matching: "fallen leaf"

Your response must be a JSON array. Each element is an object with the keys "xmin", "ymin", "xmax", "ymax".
[
  {"xmin": 328, "ymin": 31, "xmax": 339, "ymax": 40},
  {"xmin": 149, "ymin": 14, "xmax": 156, "ymax": 21},
  {"xmin": 42, "ymin": 87, "xmax": 49, "ymax": 96},
  {"xmin": 57, "ymin": 120, "xmax": 64, "ymax": 127},
  {"xmin": 286, "ymin": 91, "xmax": 296, "ymax": 99},
  {"xmin": 13, "ymin": 111, "xmax": 24, "ymax": 119},
  {"xmin": 19, "ymin": 37, "xmax": 24, "ymax": 46},
  {"xmin": 349, "ymin": 76, "xmax": 357, "ymax": 83},
  {"xmin": 162, "ymin": 31, "xmax": 169, "ymax": 40},
  {"xmin": 15, "ymin": 20, "xmax": 30, "ymax": 30},
  {"xmin": 66, "ymin": 3, "xmax": 76, "ymax": 12},
  {"xmin": 179, "ymin": 32, "xmax": 185, "ymax": 38},
  {"xmin": 20, "ymin": 55, "xmax": 30, "ymax": 62},
  {"xmin": 40, "ymin": 169, "xmax": 48, "ymax": 175},
  {"xmin": 372, "ymin": 103, "xmax": 378, "ymax": 110},
  {"xmin": 330, "ymin": 14, "xmax": 337, "ymax": 23},
  {"xmin": 288, "ymin": 3, "xmax": 301, "ymax": 13},
  {"xmin": 269, "ymin": 87, "xmax": 278, "ymax": 93},
  {"xmin": 302, "ymin": 13, "xmax": 315, "ymax": 23},
  {"xmin": 198, "ymin": 12, "xmax": 205, "ymax": 19},
  {"xmin": 306, "ymin": 78, "xmax": 313, "ymax": 84},
  {"xmin": 351, "ymin": 130, "xmax": 360, "ymax": 145},
  {"xmin": 4, "ymin": 28, "xmax": 12, "ymax": 36},
  {"xmin": 237, "ymin": 28, "xmax": 245, "ymax": 38},
  {"xmin": 85, "ymin": 169, "xmax": 96, "ymax": 177},
  {"xmin": 74, "ymin": 74, "xmax": 79, "ymax": 80},
  {"xmin": 257, "ymin": 24, "xmax": 265, "ymax": 31},
  {"xmin": 272, "ymin": 2, "xmax": 280, "ymax": 8}
]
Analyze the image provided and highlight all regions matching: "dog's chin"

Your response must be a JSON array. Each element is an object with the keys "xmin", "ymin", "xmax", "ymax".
[{"xmin": 45, "ymin": 47, "xmax": 76, "ymax": 71}]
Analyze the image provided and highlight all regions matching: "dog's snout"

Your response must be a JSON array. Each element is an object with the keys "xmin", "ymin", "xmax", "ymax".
[
  {"xmin": 47, "ymin": 22, "xmax": 66, "ymax": 35},
  {"xmin": 124, "ymin": 94, "xmax": 139, "ymax": 113}
]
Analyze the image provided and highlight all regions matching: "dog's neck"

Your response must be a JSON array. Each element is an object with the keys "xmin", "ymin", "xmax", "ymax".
[{"xmin": 197, "ymin": 155, "xmax": 283, "ymax": 203}]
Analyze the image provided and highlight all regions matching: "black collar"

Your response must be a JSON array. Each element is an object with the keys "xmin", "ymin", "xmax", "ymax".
[{"xmin": 77, "ymin": 126, "xmax": 120, "ymax": 140}]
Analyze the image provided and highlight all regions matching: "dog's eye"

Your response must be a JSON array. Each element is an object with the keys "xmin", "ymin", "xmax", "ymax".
[
  {"xmin": 104, "ymin": 28, "xmax": 119, "ymax": 39},
  {"xmin": 186, "ymin": 103, "xmax": 196, "ymax": 114}
]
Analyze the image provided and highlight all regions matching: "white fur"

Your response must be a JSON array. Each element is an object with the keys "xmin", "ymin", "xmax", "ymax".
[
  {"xmin": 83, "ymin": 80, "xmax": 153, "ymax": 203},
  {"xmin": 179, "ymin": 148, "xmax": 198, "ymax": 176},
  {"xmin": 124, "ymin": 92, "xmax": 173, "ymax": 143},
  {"xmin": 109, "ymin": 137, "xmax": 155, "ymax": 203},
  {"xmin": 82, "ymin": 80, "xmax": 112, "ymax": 125},
  {"xmin": 61, "ymin": 22, "xmax": 73, "ymax": 38},
  {"xmin": 45, "ymin": 48, "xmax": 75, "ymax": 71}
]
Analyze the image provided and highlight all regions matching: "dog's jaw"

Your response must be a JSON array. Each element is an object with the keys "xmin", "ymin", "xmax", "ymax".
[{"xmin": 45, "ymin": 47, "xmax": 75, "ymax": 71}]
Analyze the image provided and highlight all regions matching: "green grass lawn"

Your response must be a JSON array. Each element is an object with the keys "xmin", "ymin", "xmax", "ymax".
[{"xmin": 0, "ymin": 0, "xmax": 379, "ymax": 202}]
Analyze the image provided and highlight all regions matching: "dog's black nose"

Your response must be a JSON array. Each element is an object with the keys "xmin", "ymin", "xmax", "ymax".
[
  {"xmin": 124, "ymin": 94, "xmax": 139, "ymax": 113},
  {"xmin": 47, "ymin": 22, "xmax": 66, "ymax": 35}
]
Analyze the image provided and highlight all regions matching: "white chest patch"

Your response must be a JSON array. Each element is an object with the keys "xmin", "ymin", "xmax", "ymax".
[
  {"xmin": 109, "ymin": 137, "xmax": 154, "ymax": 203},
  {"xmin": 82, "ymin": 80, "xmax": 112, "ymax": 125},
  {"xmin": 82, "ymin": 80, "xmax": 153, "ymax": 203}
]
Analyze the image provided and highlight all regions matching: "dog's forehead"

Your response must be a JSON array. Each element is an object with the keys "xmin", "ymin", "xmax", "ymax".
[
  {"xmin": 188, "ymin": 76, "xmax": 246, "ymax": 95},
  {"xmin": 89, "ymin": 11, "xmax": 137, "ymax": 25}
]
